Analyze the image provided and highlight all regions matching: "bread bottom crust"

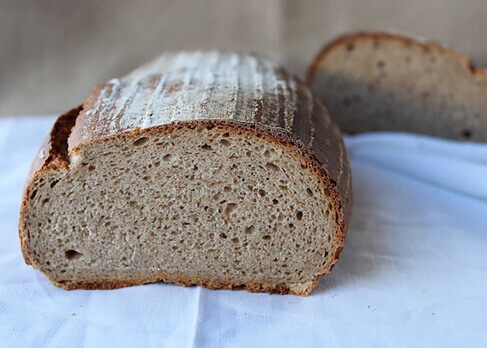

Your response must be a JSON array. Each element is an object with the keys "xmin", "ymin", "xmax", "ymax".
[{"xmin": 50, "ymin": 272, "xmax": 319, "ymax": 296}]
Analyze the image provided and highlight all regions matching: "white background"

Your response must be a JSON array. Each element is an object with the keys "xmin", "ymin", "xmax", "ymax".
[{"xmin": 1, "ymin": 117, "xmax": 486, "ymax": 347}]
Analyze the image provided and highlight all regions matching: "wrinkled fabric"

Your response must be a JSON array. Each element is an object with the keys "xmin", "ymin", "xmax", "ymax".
[{"xmin": 1, "ymin": 117, "xmax": 486, "ymax": 347}]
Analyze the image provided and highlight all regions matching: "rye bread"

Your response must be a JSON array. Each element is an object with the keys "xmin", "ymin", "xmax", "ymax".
[
  {"xmin": 19, "ymin": 52, "xmax": 351, "ymax": 296},
  {"xmin": 307, "ymin": 32, "xmax": 487, "ymax": 141}
]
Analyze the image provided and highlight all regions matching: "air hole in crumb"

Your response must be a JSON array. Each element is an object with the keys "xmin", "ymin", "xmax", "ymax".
[
  {"xmin": 162, "ymin": 154, "xmax": 172, "ymax": 161},
  {"xmin": 245, "ymin": 151, "xmax": 252, "ymax": 157},
  {"xmin": 231, "ymin": 237, "xmax": 239, "ymax": 243},
  {"xmin": 262, "ymin": 235, "xmax": 271, "ymax": 241},
  {"xmin": 265, "ymin": 162, "xmax": 279, "ymax": 171},
  {"xmin": 219, "ymin": 233, "xmax": 227, "ymax": 239},
  {"xmin": 65, "ymin": 250, "xmax": 82, "ymax": 260},
  {"xmin": 220, "ymin": 139, "xmax": 230, "ymax": 146},
  {"xmin": 272, "ymin": 199, "xmax": 279, "ymax": 205},
  {"xmin": 88, "ymin": 165, "xmax": 95, "ymax": 171},
  {"xmin": 50, "ymin": 179, "xmax": 60, "ymax": 188},
  {"xmin": 42, "ymin": 198, "xmax": 49, "ymax": 204},
  {"xmin": 462, "ymin": 129, "xmax": 472, "ymax": 138},
  {"xmin": 296, "ymin": 211, "xmax": 303, "ymax": 221},
  {"xmin": 222, "ymin": 132, "xmax": 230, "ymax": 138},
  {"xmin": 133, "ymin": 137, "xmax": 149, "ymax": 146},
  {"xmin": 245, "ymin": 226, "xmax": 255, "ymax": 234},
  {"xmin": 306, "ymin": 188, "xmax": 313, "ymax": 197},
  {"xmin": 225, "ymin": 203, "xmax": 237, "ymax": 216},
  {"xmin": 30, "ymin": 190, "xmax": 38, "ymax": 199},
  {"xmin": 201, "ymin": 144, "xmax": 212, "ymax": 150},
  {"xmin": 258, "ymin": 189, "xmax": 266, "ymax": 197}
]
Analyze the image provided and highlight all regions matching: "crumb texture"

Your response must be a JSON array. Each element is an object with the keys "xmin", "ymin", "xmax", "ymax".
[
  {"xmin": 23, "ymin": 126, "xmax": 338, "ymax": 294},
  {"xmin": 308, "ymin": 33, "xmax": 487, "ymax": 141}
]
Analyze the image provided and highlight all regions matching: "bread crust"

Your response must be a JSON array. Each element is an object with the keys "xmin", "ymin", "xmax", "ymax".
[
  {"xmin": 19, "ymin": 53, "xmax": 351, "ymax": 295},
  {"xmin": 51, "ymin": 271, "xmax": 319, "ymax": 296},
  {"xmin": 306, "ymin": 31, "xmax": 487, "ymax": 85}
]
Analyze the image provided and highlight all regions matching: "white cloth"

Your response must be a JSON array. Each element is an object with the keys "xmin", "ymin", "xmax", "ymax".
[{"xmin": 1, "ymin": 116, "xmax": 486, "ymax": 347}]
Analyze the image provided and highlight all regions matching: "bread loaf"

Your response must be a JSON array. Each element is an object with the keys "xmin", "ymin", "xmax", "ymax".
[
  {"xmin": 307, "ymin": 32, "xmax": 487, "ymax": 141},
  {"xmin": 19, "ymin": 52, "xmax": 351, "ymax": 296}
]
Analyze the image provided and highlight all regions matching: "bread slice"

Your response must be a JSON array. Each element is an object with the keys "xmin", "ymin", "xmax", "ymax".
[
  {"xmin": 19, "ymin": 52, "xmax": 351, "ymax": 296},
  {"xmin": 307, "ymin": 32, "xmax": 487, "ymax": 141}
]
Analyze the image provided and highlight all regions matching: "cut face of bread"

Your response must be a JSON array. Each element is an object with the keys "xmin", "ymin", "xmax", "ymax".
[
  {"xmin": 22, "ymin": 122, "xmax": 338, "ymax": 295},
  {"xmin": 19, "ymin": 52, "xmax": 351, "ymax": 295},
  {"xmin": 307, "ymin": 32, "xmax": 487, "ymax": 141}
]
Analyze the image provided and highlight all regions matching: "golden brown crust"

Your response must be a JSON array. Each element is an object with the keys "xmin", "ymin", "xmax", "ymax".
[
  {"xmin": 306, "ymin": 31, "xmax": 487, "ymax": 86},
  {"xmin": 25, "ymin": 106, "xmax": 82, "ymax": 183}
]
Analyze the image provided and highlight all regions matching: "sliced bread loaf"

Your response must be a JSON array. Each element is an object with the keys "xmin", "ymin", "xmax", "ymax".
[
  {"xmin": 19, "ymin": 52, "xmax": 351, "ymax": 295},
  {"xmin": 307, "ymin": 32, "xmax": 487, "ymax": 141}
]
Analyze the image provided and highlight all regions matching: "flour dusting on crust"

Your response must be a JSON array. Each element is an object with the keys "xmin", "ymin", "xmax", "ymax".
[{"xmin": 72, "ymin": 52, "xmax": 300, "ymax": 144}]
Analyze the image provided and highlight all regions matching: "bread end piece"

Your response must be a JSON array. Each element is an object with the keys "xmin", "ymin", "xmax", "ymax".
[{"xmin": 307, "ymin": 31, "xmax": 487, "ymax": 141}]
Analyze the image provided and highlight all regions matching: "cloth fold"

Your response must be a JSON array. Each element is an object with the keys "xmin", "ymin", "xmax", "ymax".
[{"xmin": 1, "ymin": 117, "xmax": 486, "ymax": 347}]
